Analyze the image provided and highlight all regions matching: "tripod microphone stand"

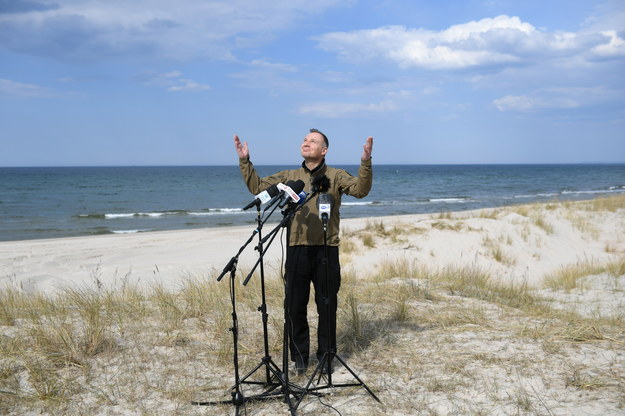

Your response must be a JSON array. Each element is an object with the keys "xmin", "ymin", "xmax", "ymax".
[
  {"xmin": 194, "ymin": 193, "xmax": 322, "ymax": 415},
  {"xmin": 241, "ymin": 194, "xmax": 322, "ymax": 415},
  {"xmin": 191, "ymin": 201, "xmax": 291, "ymax": 413},
  {"xmin": 234, "ymin": 203, "xmax": 285, "ymax": 393},
  {"xmin": 294, "ymin": 211, "xmax": 381, "ymax": 410}
]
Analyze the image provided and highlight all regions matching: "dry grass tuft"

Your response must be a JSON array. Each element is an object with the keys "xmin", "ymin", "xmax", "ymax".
[
  {"xmin": 544, "ymin": 258, "xmax": 625, "ymax": 291},
  {"xmin": 533, "ymin": 215, "xmax": 554, "ymax": 234},
  {"xmin": 430, "ymin": 220, "xmax": 464, "ymax": 231},
  {"xmin": 585, "ymin": 194, "xmax": 625, "ymax": 212},
  {"xmin": 436, "ymin": 265, "xmax": 540, "ymax": 311}
]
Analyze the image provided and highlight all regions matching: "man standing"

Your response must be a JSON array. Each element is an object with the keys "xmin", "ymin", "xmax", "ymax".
[{"xmin": 234, "ymin": 130, "xmax": 373, "ymax": 374}]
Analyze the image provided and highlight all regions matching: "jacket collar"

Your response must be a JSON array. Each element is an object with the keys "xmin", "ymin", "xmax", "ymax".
[{"xmin": 302, "ymin": 158, "xmax": 327, "ymax": 176}]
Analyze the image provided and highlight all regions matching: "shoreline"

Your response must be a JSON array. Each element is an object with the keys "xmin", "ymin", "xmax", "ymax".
[{"xmin": 1, "ymin": 196, "xmax": 624, "ymax": 294}]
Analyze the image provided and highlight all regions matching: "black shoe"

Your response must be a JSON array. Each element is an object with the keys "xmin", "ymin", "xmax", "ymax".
[{"xmin": 294, "ymin": 359, "xmax": 308, "ymax": 375}]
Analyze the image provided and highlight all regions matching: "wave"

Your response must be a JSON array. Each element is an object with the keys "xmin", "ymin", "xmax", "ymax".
[
  {"xmin": 78, "ymin": 208, "xmax": 246, "ymax": 220},
  {"xmin": 342, "ymin": 201, "xmax": 375, "ymax": 206},
  {"xmin": 514, "ymin": 193, "xmax": 559, "ymax": 199},
  {"xmin": 106, "ymin": 213, "xmax": 163, "ymax": 219},
  {"xmin": 514, "ymin": 185, "xmax": 625, "ymax": 200},
  {"xmin": 189, "ymin": 208, "xmax": 244, "ymax": 216},
  {"xmin": 562, "ymin": 186, "xmax": 625, "ymax": 196},
  {"xmin": 428, "ymin": 197, "xmax": 470, "ymax": 203},
  {"xmin": 112, "ymin": 229, "xmax": 151, "ymax": 234},
  {"xmin": 74, "ymin": 184, "xmax": 625, "ymax": 221}
]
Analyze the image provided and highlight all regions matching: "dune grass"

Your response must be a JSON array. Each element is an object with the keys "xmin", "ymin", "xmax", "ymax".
[
  {"xmin": 2, "ymin": 196, "xmax": 624, "ymax": 415},
  {"xmin": 544, "ymin": 257, "xmax": 625, "ymax": 291},
  {"xmin": 2, "ymin": 256, "xmax": 624, "ymax": 415}
]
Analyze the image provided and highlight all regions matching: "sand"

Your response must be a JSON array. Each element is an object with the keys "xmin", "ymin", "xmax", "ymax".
[
  {"xmin": 0, "ymin": 224, "xmax": 289, "ymax": 294},
  {"xmin": 1, "ymin": 198, "xmax": 624, "ymax": 415},
  {"xmin": 2, "ymin": 200, "xmax": 623, "ymax": 294}
]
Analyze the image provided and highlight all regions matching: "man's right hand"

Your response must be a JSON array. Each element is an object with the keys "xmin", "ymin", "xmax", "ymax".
[{"xmin": 234, "ymin": 135, "xmax": 249, "ymax": 159}]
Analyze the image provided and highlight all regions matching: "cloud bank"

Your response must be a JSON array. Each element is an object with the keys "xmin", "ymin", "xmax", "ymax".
[
  {"xmin": 314, "ymin": 15, "xmax": 625, "ymax": 70},
  {"xmin": 0, "ymin": 0, "xmax": 343, "ymax": 61}
]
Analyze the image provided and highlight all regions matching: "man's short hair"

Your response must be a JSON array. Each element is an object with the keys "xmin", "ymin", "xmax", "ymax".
[{"xmin": 309, "ymin": 128, "xmax": 329, "ymax": 148}]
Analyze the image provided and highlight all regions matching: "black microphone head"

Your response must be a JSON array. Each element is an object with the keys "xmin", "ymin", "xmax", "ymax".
[
  {"xmin": 266, "ymin": 184, "xmax": 280, "ymax": 197},
  {"xmin": 311, "ymin": 174, "xmax": 331, "ymax": 193},
  {"xmin": 288, "ymin": 179, "xmax": 305, "ymax": 194}
]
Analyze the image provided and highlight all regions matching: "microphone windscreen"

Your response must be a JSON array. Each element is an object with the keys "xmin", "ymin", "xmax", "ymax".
[{"xmin": 312, "ymin": 175, "xmax": 331, "ymax": 193}]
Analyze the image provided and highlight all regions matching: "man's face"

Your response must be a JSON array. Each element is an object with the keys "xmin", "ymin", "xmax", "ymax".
[{"xmin": 300, "ymin": 132, "xmax": 328, "ymax": 160}]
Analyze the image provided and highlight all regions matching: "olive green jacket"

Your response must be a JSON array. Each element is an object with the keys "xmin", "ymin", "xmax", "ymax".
[{"xmin": 239, "ymin": 157, "xmax": 372, "ymax": 246}]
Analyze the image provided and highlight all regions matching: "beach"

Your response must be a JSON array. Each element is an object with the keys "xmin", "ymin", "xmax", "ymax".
[
  {"xmin": 1, "ymin": 197, "xmax": 624, "ymax": 415},
  {"xmin": 2, "ymin": 197, "xmax": 623, "ymax": 293}
]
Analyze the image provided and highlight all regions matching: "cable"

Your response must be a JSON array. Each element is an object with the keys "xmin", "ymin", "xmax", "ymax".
[{"xmin": 316, "ymin": 394, "xmax": 342, "ymax": 415}]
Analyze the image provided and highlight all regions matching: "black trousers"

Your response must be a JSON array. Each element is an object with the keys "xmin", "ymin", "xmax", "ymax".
[{"xmin": 285, "ymin": 245, "xmax": 341, "ymax": 365}]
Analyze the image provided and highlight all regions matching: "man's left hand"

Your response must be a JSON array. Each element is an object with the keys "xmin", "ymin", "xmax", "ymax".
[{"xmin": 361, "ymin": 137, "xmax": 373, "ymax": 161}]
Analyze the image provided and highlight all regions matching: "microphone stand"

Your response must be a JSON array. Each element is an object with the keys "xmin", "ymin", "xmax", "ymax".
[
  {"xmin": 294, "ymin": 211, "xmax": 381, "ymax": 411},
  {"xmin": 234, "ymin": 202, "xmax": 285, "ymax": 393},
  {"xmin": 242, "ymin": 192, "xmax": 321, "ymax": 415},
  {"xmin": 191, "ymin": 199, "xmax": 287, "ymax": 413}
]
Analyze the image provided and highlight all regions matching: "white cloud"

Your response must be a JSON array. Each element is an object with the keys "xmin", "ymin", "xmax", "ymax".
[
  {"xmin": 250, "ymin": 59, "xmax": 297, "ymax": 72},
  {"xmin": 136, "ymin": 71, "xmax": 210, "ymax": 92},
  {"xmin": 0, "ymin": 78, "xmax": 50, "ymax": 97},
  {"xmin": 168, "ymin": 79, "xmax": 211, "ymax": 92},
  {"xmin": 590, "ymin": 30, "xmax": 625, "ymax": 58},
  {"xmin": 494, "ymin": 87, "xmax": 620, "ymax": 112},
  {"xmin": 314, "ymin": 15, "xmax": 624, "ymax": 70},
  {"xmin": 0, "ymin": 0, "xmax": 344, "ymax": 61},
  {"xmin": 297, "ymin": 100, "xmax": 397, "ymax": 118}
]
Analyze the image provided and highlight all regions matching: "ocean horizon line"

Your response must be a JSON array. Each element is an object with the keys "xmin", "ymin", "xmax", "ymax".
[{"xmin": 2, "ymin": 161, "xmax": 625, "ymax": 169}]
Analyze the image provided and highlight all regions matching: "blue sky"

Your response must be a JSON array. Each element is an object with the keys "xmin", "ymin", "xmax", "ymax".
[{"xmin": 1, "ymin": 0, "xmax": 624, "ymax": 166}]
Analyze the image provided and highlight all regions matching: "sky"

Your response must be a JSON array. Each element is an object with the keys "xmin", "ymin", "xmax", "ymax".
[{"xmin": 1, "ymin": 0, "xmax": 624, "ymax": 166}]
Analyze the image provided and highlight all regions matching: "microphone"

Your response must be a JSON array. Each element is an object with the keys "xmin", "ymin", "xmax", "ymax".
[
  {"xmin": 296, "ymin": 190, "xmax": 308, "ymax": 206},
  {"xmin": 317, "ymin": 193, "xmax": 332, "ymax": 230},
  {"xmin": 278, "ymin": 180, "xmax": 305, "ymax": 208},
  {"xmin": 243, "ymin": 184, "xmax": 279, "ymax": 210},
  {"xmin": 312, "ymin": 174, "xmax": 331, "ymax": 194}
]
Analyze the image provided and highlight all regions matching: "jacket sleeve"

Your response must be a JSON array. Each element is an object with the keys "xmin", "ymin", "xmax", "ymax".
[
  {"xmin": 337, "ymin": 158, "xmax": 373, "ymax": 198},
  {"xmin": 238, "ymin": 157, "xmax": 288, "ymax": 194}
]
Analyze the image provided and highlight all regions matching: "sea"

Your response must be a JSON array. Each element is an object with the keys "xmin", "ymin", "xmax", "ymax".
[{"xmin": 1, "ymin": 164, "xmax": 624, "ymax": 242}]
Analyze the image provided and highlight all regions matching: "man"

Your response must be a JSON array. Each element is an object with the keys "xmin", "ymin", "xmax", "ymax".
[{"xmin": 234, "ymin": 130, "xmax": 373, "ymax": 374}]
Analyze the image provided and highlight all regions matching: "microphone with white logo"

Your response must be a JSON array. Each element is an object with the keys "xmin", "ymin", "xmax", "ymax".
[
  {"xmin": 278, "ymin": 180, "xmax": 305, "ymax": 208},
  {"xmin": 317, "ymin": 193, "xmax": 332, "ymax": 231},
  {"xmin": 296, "ymin": 190, "xmax": 308, "ymax": 206},
  {"xmin": 243, "ymin": 184, "xmax": 279, "ymax": 210}
]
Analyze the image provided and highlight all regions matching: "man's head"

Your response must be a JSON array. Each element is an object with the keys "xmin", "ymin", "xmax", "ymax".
[{"xmin": 301, "ymin": 129, "xmax": 328, "ymax": 164}]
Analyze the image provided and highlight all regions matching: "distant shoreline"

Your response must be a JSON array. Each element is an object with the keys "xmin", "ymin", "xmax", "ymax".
[{"xmin": 0, "ymin": 192, "xmax": 622, "ymax": 244}]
